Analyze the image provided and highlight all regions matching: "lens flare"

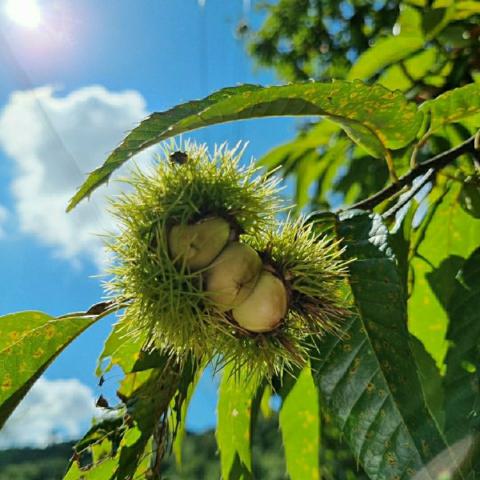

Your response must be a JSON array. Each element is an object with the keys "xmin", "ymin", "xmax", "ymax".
[{"xmin": 4, "ymin": 0, "xmax": 43, "ymax": 29}]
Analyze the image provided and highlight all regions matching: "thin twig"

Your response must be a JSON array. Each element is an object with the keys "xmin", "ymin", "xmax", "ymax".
[
  {"xmin": 345, "ymin": 134, "xmax": 477, "ymax": 212},
  {"xmin": 382, "ymin": 168, "xmax": 435, "ymax": 219}
]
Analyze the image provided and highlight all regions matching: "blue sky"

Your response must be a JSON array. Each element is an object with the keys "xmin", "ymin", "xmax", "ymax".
[{"xmin": 0, "ymin": 0, "xmax": 297, "ymax": 446}]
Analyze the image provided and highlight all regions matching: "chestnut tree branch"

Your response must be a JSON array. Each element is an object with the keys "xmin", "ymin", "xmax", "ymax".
[
  {"xmin": 346, "ymin": 134, "xmax": 478, "ymax": 212},
  {"xmin": 382, "ymin": 168, "xmax": 434, "ymax": 219}
]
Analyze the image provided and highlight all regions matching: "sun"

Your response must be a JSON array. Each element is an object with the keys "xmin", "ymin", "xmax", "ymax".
[{"xmin": 4, "ymin": 0, "xmax": 43, "ymax": 29}]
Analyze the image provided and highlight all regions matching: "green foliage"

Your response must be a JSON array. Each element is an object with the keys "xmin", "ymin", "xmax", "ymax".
[
  {"xmin": 161, "ymin": 427, "xmax": 222, "ymax": 479},
  {"xmin": 67, "ymin": 81, "xmax": 422, "ymax": 210},
  {"xmin": 216, "ymin": 366, "xmax": 259, "ymax": 480},
  {"xmin": 278, "ymin": 367, "xmax": 320, "ymax": 480},
  {"xmin": 1, "ymin": 2, "xmax": 480, "ymax": 479},
  {"xmin": 248, "ymin": 0, "xmax": 480, "ymax": 222},
  {"xmin": 443, "ymin": 247, "xmax": 480, "ymax": 444},
  {"xmin": 0, "ymin": 310, "xmax": 107, "ymax": 429},
  {"xmin": 168, "ymin": 409, "xmax": 369, "ymax": 479},
  {"xmin": 64, "ymin": 348, "xmax": 198, "ymax": 479},
  {"xmin": 409, "ymin": 336, "xmax": 445, "ymax": 431},
  {"xmin": 420, "ymin": 83, "xmax": 480, "ymax": 137},
  {"xmin": 248, "ymin": 0, "xmax": 400, "ymax": 82},
  {"xmin": 312, "ymin": 211, "xmax": 453, "ymax": 479},
  {"xmin": 249, "ymin": 0, "xmax": 480, "ymax": 91},
  {"xmin": 408, "ymin": 181, "xmax": 480, "ymax": 368},
  {"xmin": 0, "ymin": 415, "xmax": 368, "ymax": 480},
  {"xmin": 347, "ymin": 5, "xmax": 425, "ymax": 82}
]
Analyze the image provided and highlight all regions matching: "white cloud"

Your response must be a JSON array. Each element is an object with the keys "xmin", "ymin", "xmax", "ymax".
[
  {"xmin": 0, "ymin": 85, "xmax": 151, "ymax": 267},
  {"xmin": 0, "ymin": 205, "xmax": 8, "ymax": 237},
  {"xmin": 0, "ymin": 377, "xmax": 99, "ymax": 449}
]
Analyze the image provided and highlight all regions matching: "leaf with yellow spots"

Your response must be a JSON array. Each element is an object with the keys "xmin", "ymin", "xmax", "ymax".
[
  {"xmin": 420, "ymin": 83, "xmax": 480, "ymax": 135},
  {"xmin": 0, "ymin": 310, "xmax": 104, "ymax": 429},
  {"xmin": 67, "ymin": 81, "xmax": 422, "ymax": 211},
  {"xmin": 279, "ymin": 366, "xmax": 320, "ymax": 480},
  {"xmin": 311, "ymin": 211, "xmax": 456, "ymax": 480}
]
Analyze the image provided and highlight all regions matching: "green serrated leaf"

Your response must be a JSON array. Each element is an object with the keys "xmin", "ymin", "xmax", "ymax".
[
  {"xmin": 67, "ymin": 81, "xmax": 422, "ymax": 211},
  {"xmin": 279, "ymin": 367, "xmax": 320, "ymax": 480},
  {"xmin": 216, "ymin": 367, "xmax": 260, "ymax": 480},
  {"xmin": 0, "ymin": 311, "xmax": 100, "ymax": 429},
  {"xmin": 421, "ymin": 83, "xmax": 480, "ymax": 135},
  {"xmin": 312, "ymin": 210, "xmax": 453, "ymax": 480}
]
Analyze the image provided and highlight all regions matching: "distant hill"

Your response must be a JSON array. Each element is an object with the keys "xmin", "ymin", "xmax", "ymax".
[
  {"xmin": 0, "ymin": 414, "xmax": 366, "ymax": 479},
  {"xmin": 0, "ymin": 442, "xmax": 75, "ymax": 480}
]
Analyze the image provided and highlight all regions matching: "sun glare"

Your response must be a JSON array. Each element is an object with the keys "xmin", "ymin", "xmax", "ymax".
[{"xmin": 4, "ymin": 0, "xmax": 43, "ymax": 29}]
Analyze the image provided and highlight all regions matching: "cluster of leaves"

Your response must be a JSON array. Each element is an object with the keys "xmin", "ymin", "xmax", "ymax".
[
  {"xmin": 248, "ymin": 0, "xmax": 400, "ymax": 82},
  {"xmin": 23, "ymin": 77, "xmax": 476, "ymax": 479},
  {"xmin": 249, "ymin": 0, "xmax": 480, "ymax": 92},
  {"xmin": 0, "ymin": 2, "xmax": 480, "ymax": 479},
  {"xmin": 248, "ymin": 0, "xmax": 480, "ymax": 213}
]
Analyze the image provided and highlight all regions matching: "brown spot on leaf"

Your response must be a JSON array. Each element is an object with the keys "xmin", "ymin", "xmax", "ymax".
[
  {"xmin": 33, "ymin": 347, "xmax": 45, "ymax": 358},
  {"xmin": 1, "ymin": 375, "xmax": 12, "ymax": 391}
]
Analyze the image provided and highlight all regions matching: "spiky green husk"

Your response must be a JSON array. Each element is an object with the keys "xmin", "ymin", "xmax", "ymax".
[
  {"xmin": 106, "ymin": 142, "xmax": 349, "ymax": 383},
  {"xmin": 251, "ymin": 217, "xmax": 350, "ymax": 336},
  {"xmin": 217, "ymin": 217, "xmax": 350, "ymax": 381},
  {"xmin": 105, "ymin": 142, "xmax": 283, "ymax": 356}
]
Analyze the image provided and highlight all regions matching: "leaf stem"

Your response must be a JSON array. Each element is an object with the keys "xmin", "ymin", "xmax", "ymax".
[
  {"xmin": 385, "ymin": 150, "xmax": 399, "ymax": 181},
  {"xmin": 57, "ymin": 299, "xmax": 127, "ymax": 320},
  {"xmin": 346, "ymin": 134, "xmax": 477, "ymax": 212}
]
